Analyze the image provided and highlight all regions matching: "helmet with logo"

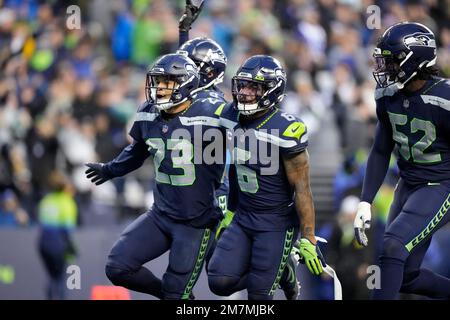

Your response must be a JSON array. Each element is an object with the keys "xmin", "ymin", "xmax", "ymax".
[
  {"xmin": 232, "ymin": 55, "xmax": 287, "ymax": 115},
  {"xmin": 146, "ymin": 53, "xmax": 200, "ymax": 111},
  {"xmin": 178, "ymin": 37, "xmax": 227, "ymax": 90},
  {"xmin": 373, "ymin": 22, "xmax": 437, "ymax": 88}
]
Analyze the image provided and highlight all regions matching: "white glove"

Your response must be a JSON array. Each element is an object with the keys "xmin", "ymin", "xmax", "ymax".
[{"xmin": 353, "ymin": 201, "xmax": 372, "ymax": 247}]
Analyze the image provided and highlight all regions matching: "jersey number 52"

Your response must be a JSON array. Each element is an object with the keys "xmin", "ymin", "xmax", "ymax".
[{"xmin": 388, "ymin": 112, "xmax": 441, "ymax": 164}]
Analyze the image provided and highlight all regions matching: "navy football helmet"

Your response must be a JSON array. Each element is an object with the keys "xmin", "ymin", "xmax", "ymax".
[
  {"xmin": 177, "ymin": 37, "xmax": 227, "ymax": 90},
  {"xmin": 232, "ymin": 55, "xmax": 287, "ymax": 115},
  {"xmin": 146, "ymin": 53, "xmax": 200, "ymax": 111},
  {"xmin": 373, "ymin": 22, "xmax": 437, "ymax": 89}
]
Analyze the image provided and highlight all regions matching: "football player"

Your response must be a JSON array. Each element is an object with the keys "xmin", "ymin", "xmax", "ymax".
[
  {"xmin": 178, "ymin": 0, "xmax": 231, "ymax": 230},
  {"xmin": 354, "ymin": 22, "xmax": 450, "ymax": 299},
  {"xmin": 207, "ymin": 55, "xmax": 326, "ymax": 300},
  {"xmin": 85, "ymin": 53, "xmax": 226, "ymax": 299},
  {"xmin": 178, "ymin": 38, "xmax": 229, "ymax": 218}
]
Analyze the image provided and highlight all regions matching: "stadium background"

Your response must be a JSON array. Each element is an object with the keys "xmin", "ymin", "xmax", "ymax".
[{"xmin": 0, "ymin": 0, "xmax": 449, "ymax": 299}]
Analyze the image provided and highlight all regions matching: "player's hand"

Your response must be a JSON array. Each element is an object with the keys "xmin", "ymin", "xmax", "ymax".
[
  {"xmin": 296, "ymin": 238, "xmax": 326, "ymax": 276},
  {"xmin": 179, "ymin": 0, "xmax": 205, "ymax": 32},
  {"xmin": 354, "ymin": 201, "xmax": 371, "ymax": 247},
  {"xmin": 215, "ymin": 210, "xmax": 234, "ymax": 239},
  {"xmin": 85, "ymin": 162, "xmax": 111, "ymax": 185}
]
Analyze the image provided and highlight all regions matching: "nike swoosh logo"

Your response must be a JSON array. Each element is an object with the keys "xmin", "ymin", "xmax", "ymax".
[{"xmin": 291, "ymin": 126, "xmax": 300, "ymax": 134}]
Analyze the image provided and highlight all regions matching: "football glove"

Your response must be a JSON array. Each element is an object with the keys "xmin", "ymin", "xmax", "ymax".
[
  {"xmin": 85, "ymin": 162, "xmax": 111, "ymax": 185},
  {"xmin": 215, "ymin": 210, "xmax": 234, "ymax": 239},
  {"xmin": 179, "ymin": 0, "xmax": 205, "ymax": 32},
  {"xmin": 354, "ymin": 201, "xmax": 371, "ymax": 247},
  {"xmin": 293, "ymin": 238, "xmax": 326, "ymax": 276}
]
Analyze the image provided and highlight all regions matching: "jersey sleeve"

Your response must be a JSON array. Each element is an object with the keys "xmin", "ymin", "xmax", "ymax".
[
  {"xmin": 426, "ymin": 79, "xmax": 450, "ymax": 141},
  {"xmin": 279, "ymin": 116, "xmax": 309, "ymax": 156},
  {"xmin": 218, "ymin": 102, "xmax": 239, "ymax": 129},
  {"xmin": 129, "ymin": 102, "xmax": 153, "ymax": 142},
  {"xmin": 360, "ymin": 99, "xmax": 395, "ymax": 203}
]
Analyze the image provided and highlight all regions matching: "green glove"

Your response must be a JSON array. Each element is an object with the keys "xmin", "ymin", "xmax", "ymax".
[
  {"xmin": 215, "ymin": 210, "xmax": 234, "ymax": 239},
  {"xmin": 298, "ymin": 238, "xmax": 324, "ymax": 276}
]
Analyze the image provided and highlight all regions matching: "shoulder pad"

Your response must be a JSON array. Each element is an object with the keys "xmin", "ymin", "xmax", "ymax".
[
  {"xmin": 134, "ymin": 101, "xmax": 158, "ymax": 122},
  {"xmin": 420, "ymin": 78, "xmax": 450, "ymax": 111},
  {"xmin": 277, "ymin": 112, "xmax": 308, "ymax": 144},
  {"xmin": 374, "ymin": 85, "xmax": 399, "ymax": 100}
]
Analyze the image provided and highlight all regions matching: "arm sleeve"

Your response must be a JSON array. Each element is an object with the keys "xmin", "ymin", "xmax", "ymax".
[
  {"xmin": 360, "ymin": 105, "xmax": 395, "ymax": 203},
  {"xmin": 103, "ymin": 139, "xmax": 150, "ymax": 178},
  {"xmin": 179, "ymin": 29, "xmax": 189, "ymax": 47},
  {"xmin": 280, "ymin": 120, "xmax": 309, "ymax": 156},
  {"xmin": 227, "ymin": 164, "xmax": 239, "ymax": 212}
]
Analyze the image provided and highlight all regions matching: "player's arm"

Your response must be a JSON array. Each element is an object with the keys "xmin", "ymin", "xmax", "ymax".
[
  {"xmin": 283, "ymin": 150, "xmax": 325, "ymax": 275},
  {"xmin": 85, "ymin": 139, "xmax": 149, "ymax": 185},
  {"xmin": 216, "ymin": 163, "xmax": 237, "ymax": 239},
  {"xmin": 283, "ymin": 150, "xmax": 316, "ymax": 243},
  {"xmin": 178, "ymin": 0, "xmax": 205, "ymax": 47},
  {"xmin": 354, "ymin": 106, "xmax": 395, "ymax": 246}
]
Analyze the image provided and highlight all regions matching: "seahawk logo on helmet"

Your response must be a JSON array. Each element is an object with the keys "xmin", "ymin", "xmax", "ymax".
[
  {"xmin": 145, "ymin": 53, "xmax": 200, "ymax": 111},
  {"xmin": 403, "ymin": 32, "xmax": 436, "ymax": 49},
  {"xmin": 177, "ymin": 37, "xmax": 227, "ymax": 90},
  {"xmin": 373, "ymin": 22, "xmax": 437, "ymax": 89},
  {"xmin": 232, "ymin": 55, "xmax": 287, "ymax": 116}
]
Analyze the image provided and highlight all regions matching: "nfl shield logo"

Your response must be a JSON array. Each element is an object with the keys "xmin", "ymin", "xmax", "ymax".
[
  {"xmin": 403, "ymin": 99, "xmax": 409, "ymax": 108},
  {"xmin": 162, "ymin": 125, "xmax": 169, "ymax": 133}
]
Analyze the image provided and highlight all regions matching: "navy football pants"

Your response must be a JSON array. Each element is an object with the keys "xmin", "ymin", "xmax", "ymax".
[
  {"xmin": 374, "ymin": 179, "xmax": 450, "ymax": 299},
  {"xmin": 105, "ymin": 207, "xmax": 215, "ymax": 299},
  {"xmin": 208, "ymin": 220, "xmax": 298, "ymax": 300}
]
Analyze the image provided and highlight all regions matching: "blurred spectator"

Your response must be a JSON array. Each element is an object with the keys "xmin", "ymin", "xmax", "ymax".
[
  {"xmin": 326, "ymin": 195, "xmax": 374, "ymax": 299},
  {"xmin": 333, "ymin": 150, "xmax": 367, "ymax": 211},
  {"xmin": 282, "ymin": 71, "xmax": 327, "ymax": 136},
  {"xmin": 38, "ymin": 170, "xmax": 78, "ymax": 300},
  {"xmin": 111, "ymin": 9, "xmax": 134, "ymax": 62},
  {"xmin": 0, "ymin": 189, "xmax": 29, "ymax": 227}
]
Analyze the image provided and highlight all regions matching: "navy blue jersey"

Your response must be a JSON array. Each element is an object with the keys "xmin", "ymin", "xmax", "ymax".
[
  {"xmin": 376, "ymin": 78, "xmax": 450, "ymax": 185},
  {"xmin": 125, "ymin": 99, "xmax": 226, "ymax": 222},
  {"xmin": 220, "ymin": 104, "xmax": 308, "ymax": 231},
  {"xmin": 193, "ymin": 87, "xmax": 230, "ymax": 210},
  {"xmin": 192, "ymin": 87, "xmax": 226, "ymax": 105}
]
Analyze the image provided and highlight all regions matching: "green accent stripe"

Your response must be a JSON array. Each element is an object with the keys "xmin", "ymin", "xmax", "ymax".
[
  {"xmin": 282, "ymin": 122, "xmax": 306, "ymax": 140},
  {"xmin": 256, "ymin": 108, "xmax": 279, "ymax": 129},
  {"xmin": 214, "ymin": 103, "xmax": 226, "ymax": 116},
  {"xmin": 181, "ymin": 229, "xmax": 211, "ymax": 299},
  {"xmin": 405, "ymin": 193, "xmax": 450, "ymax": 252},
  {"xmin": 269, "ymin": 228, "xmax": 294, "ymax": 295}
]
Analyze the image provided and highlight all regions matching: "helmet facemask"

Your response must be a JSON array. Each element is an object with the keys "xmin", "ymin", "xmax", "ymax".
[
  {"xmin": 194, "ymin": 48, "xmax": 226, "ymax": 90},
  {"xmin": 232, "ymin": 77, "xmax": 274, "ymax": 116},
  {"xmin": 373, "ymin": 23, "xmax": 437, "ymax": 89},
  {"xmin": 372, "ymin": 51, "xmax": 402, "ymax": 88},
  {"xmin": 146, "ymin": 73, "xmax": 193, "ymax": 111}
]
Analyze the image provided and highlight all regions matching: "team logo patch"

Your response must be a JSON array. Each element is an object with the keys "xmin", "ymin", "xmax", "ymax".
[
  {"xmin": 162, "ymin": 124, "xmax": 169, "ymax": 133},
  {"xmin": 403, "ymin": 32, "xmax": 436, "ymax": 48},
  {"xmin": 403, "ymin": 99, "xmax": 410, "ymax": 108}
]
